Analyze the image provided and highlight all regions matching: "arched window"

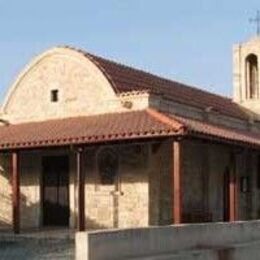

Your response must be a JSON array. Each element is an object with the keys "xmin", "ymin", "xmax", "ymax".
[
  {"xmin": 97, "ymin": 147, "xmax": 118, "ymax": 185},
  {"xmin": 246, "ymin": 54, "xmax": 259, "ymax": 99}
]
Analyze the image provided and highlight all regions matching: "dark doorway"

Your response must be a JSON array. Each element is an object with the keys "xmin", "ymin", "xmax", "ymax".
[
  {"xmin": 42, "ymin": 156, "xmax": 69, "ymax": 226},
  {"xmin": 223, "ymin": 167, "xmax": 230, "ymax": 222}
]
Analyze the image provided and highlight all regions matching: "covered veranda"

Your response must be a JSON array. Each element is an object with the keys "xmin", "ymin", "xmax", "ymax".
[{"xmin": 0, "ymin": 109, "xmax": 259, "ymax": 234}]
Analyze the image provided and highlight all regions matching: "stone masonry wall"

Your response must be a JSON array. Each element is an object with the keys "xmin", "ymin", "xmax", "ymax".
[
  {"xmin": 182, "ymin": 141, "xmax": 206, "ymax": 219},
  {"xmin": 84, "ymin": 144, "xmax": 152, "ymax": 229},
  {"xmin": 20, "ymin": 152, "xmax": 41, "ymax": 229},
  {"xmin": 149, "ymin": 141, "xmax": 172, "ymax": 225},
  {"xmin": 207, "ymin": 143, "xmax": 229, "ymax": 221},
  {"xmin": 0, "ymin": 149, "xmax": 76, "ymax": 230},
  {"xmin": 0, "ymin": 143, "xmax": 162, "ymax": 231},
  {"xmin": 0, "ymin": 140, "xmax": 258, "ymax": 231},
  {"xmin": 182, "ymin": 140, "xmax": 259, "ymax": 223},
  {"xmin": 0, "ymin": 153, "xmax": 12, "ymax": 229},
  {"xmin": 237, "ymin": 149, "xmax": 260, "ymax": 221},
  {"xmin": 1, "ymin": 48, "xmax": 150, "ymax": 124}
]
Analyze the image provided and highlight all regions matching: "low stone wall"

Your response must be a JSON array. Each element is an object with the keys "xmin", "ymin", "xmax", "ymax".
[{"xmin": 76, "ymin": 220, "xmax": 260, "ymax": 260}]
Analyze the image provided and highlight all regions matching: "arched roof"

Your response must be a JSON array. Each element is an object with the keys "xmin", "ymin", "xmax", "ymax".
[
  {"xmin": 2, "ymin": 45, "xmax": 250, "ymax": 120},
  {"xmin": 67, "ymin": 46, "xmax": 249, "ymax": 120},
  {"xmin": 1, "ymin": 46, "xmax": 116, "ymax": 114}
]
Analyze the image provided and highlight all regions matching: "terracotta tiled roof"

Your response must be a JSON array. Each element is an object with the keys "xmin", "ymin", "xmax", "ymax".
[
  {"xmin": 68, "ymin": 48, "xmax": 250, "ymax": 120},
  {"xmin": 169, "ymin": 114, "xmax": 260, "ymax": 148},
  {"xmin": 0, "ymin": 109, "xmax": 259, "ymax": 150},
  {"xmin": 0, "ymin": 110, "xmax": 184, "ymax": 150}
]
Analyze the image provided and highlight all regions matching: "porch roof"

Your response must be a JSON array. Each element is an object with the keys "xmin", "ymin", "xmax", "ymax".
[
  {"xmin": 0, "ymin": 109, "xmax": 183, "ymax": 150},
  {"xmin": 169, "ymin": 114, "xmax": 260, "ymax": 148},
  {"xmin": 0, "ymin": 109, "xmax": 259, "ymax": 150}
]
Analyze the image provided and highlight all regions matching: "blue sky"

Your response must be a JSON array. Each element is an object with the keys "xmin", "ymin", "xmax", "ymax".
[{"xmin": 0, "ymin": 0, "xmax": 259, "ymax": 101}]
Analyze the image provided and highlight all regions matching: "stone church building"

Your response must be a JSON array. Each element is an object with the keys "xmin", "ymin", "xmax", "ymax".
[{"xmin": 0, "ymin": 36, "xmax": 260, "ymax": 234}]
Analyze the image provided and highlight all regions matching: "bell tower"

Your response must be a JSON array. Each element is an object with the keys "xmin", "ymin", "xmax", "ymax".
[{"xmin": 233, "ymin": 12, "xmax": 260, "ymax": 115}]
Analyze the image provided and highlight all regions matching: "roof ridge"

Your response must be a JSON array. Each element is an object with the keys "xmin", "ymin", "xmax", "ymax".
[
  {"xmin": 56, "ymin": 45, "xmax": 248, "ymax": 120},
  {"xmin": 60, "ymin": 45, "xmax": 120, "ymax": 93},
  {"xmin": 61, "ymin": 45, "xmax": 233, "ymax": 101}
]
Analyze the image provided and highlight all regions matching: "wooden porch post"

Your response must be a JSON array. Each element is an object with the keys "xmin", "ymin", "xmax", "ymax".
[
  {"xmin": 12, "ymin": 151, "xmax": 20, "ymax": 234},
  {"xmin": 229, "ymin": 153, "xmax": 237, "ymax": 222},
  {"xmin": 173, "ymin": 140, "xmax": 183, "ymax": 224},
  {"xmin": 77, "ymin": 148, "xmax": 85, "ymax": 231}
]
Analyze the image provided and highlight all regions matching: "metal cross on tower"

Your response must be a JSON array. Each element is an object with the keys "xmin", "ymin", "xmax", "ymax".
[{"xmin": 249, "ymin": 10, "xmax": 260, "ymax": 36}]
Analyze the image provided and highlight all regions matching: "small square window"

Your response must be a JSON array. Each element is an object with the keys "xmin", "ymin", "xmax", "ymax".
[{"xmin": 51, "ymin": 89, "xmax": 59, "ymax": 102}]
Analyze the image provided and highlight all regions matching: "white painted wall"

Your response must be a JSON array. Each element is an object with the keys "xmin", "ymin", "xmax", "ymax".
[{"xmin": 76, "ymin": 221, "xmax": 260, "ymax": 260}]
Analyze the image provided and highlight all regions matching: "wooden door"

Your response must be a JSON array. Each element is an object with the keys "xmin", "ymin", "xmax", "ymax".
[{"xmin": 42, "ymin": 156, "xmax": 69, "ymax": 226}]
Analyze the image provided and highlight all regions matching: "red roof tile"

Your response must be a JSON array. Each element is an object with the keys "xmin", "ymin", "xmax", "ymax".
[
  {"xmin": 0, "ymin": 109, "xmax": 259, "ymax": 150},
  {"xmin": 68, "ymin": 48, "xmax": 250, "ymax": 121},
  {"xmin": 169, "ymin": 114, "xmax": 260, "ymax": 148},
  {"xmin": 0, "ymin": 110, "xmax": 183, "ymax": 150}
]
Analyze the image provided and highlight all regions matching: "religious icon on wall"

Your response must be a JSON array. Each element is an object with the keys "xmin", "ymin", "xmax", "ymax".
[
  {"xmin": 240, "ymin": 176, "xmax": 250, "ymax": 193},
  {"xmin": 97, "ymin": 147, "xmax": 119, "ymax": 185},
  {"xmin": 120, "ymin": 144, "xmax": 148, "ymax": 168}
]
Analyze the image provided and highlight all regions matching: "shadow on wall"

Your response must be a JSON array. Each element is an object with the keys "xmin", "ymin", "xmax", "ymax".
[
  {"xmin": 85, "ymin": 217, "xmax": 109, "ymax": 230},
  {"xmin": 1, "ymin": 202, "xmax": 113, "ymax": 232},
  {"xmin": 0, "ymin": 192, "xmax": 12, "ymax": 227},
  {"xmin": 84, "ymin": 145, "xmax": 149, "ymax": 185},
  {"xmin": 0, "ymin": 191, "xmax": 41, "ymax": 231},
  {"xmin": 0, "ymin": 143, "xmax": 151, "ymax": 232}
]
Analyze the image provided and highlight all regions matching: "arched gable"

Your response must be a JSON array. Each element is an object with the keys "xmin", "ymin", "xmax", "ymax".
[{"xmin": 2, "ymin": 47, "xmax": 118, "ymax": 123}]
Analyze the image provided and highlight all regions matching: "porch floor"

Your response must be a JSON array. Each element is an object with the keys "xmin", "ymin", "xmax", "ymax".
[{"xmin": 0, "ymin": 228, "xmax": 75, "ymax": 260}]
